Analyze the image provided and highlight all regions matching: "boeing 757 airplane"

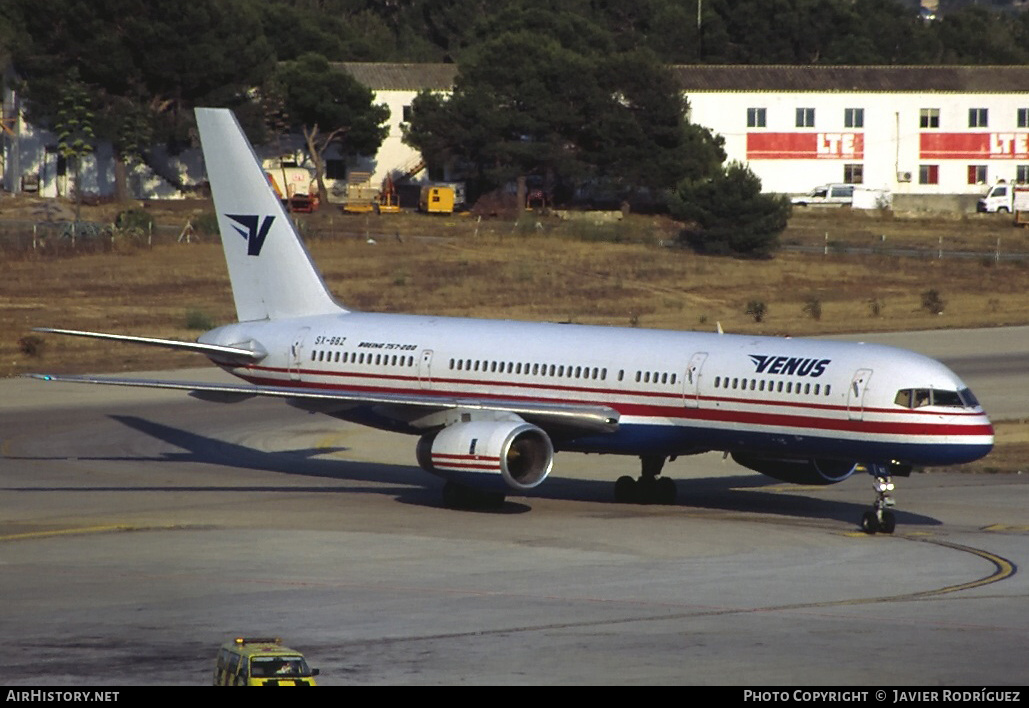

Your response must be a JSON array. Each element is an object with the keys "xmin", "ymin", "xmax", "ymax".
[{"xmin": 30, "ymin": 108, "xmax": 994, "ymax": 533}]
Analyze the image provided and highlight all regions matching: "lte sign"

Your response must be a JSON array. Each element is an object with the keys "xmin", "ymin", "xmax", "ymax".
[
  {"xmin": 747, "ymin": 133, "xmax": 864, "ymax": 160},
  {"xmin": 920, "ymin": 133, "xmax": 1029, "ymax": 160}
]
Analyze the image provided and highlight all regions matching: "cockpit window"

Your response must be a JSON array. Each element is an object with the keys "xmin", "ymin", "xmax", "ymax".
[
  {"xmin": 932, "ymin": 390, "xmax": 963, "ymax": 408},
  {"xmin": 894, "ymin": 388, "xmax": 977, "ymax": 409},
  {"xmin": 959, "ymin": 388, "xmax": 979, "ymax": 407}
]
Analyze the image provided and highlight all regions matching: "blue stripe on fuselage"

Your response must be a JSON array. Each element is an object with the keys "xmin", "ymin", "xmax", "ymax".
[{"xmin": 330, "ymin": 406, "xmax": 991, "ymax": 467}]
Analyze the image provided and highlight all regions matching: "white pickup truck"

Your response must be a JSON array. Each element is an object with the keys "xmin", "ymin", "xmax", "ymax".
[
  {"xmin": 976, "ymin": 182, "xmax": 1029, "ymax": 214},
  {"xmin": 791, "ymin": 184, "xmax": 854, "ymax": 207}
]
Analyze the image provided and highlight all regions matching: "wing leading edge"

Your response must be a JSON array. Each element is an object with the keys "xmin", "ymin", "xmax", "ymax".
[{"xmin": 32, "ymin": 328, "xmax": 267, "ymax": 364}]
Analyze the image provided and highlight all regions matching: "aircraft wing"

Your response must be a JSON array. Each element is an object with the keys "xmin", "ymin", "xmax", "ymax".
[
  {"xmin": 32, "ymin": 328, "xmax": 266, "ymax": 364},
  {"xmin": 26, "ymin": 373, "xmax": 620, "ymax": 435}
]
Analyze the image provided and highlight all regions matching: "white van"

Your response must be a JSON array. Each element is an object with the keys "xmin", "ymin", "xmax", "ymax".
[{"xmin": 791, "ymin": 184, "xmax": 854, "ymax": 207}]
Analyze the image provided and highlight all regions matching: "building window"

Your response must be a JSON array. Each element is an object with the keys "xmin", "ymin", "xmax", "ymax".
[
  {"xmin": 747, "ymin": 107, "xmax": 766, "ymax": 128},
  {"xmin": 843, "ymin": 164, "xmax": 864, "ymax": 184},
  {"xmin": 844, "ymin": 108, "xmax": 864, "ymax": 129},
  {"xmin": 402, "ymin": 105, "xmax": 413, "ymax": 122},
  {"xmin": 968, "ymin": 108, "xmax": 988, "ymax": 128},
  {"xmin": 1019, "ymin": 108, "xmax": 1029, "ymax": 129},
  {"xmin": 967, "ymin": 165, "xmax": 987, "ymax": 185},
  {"xmin": 325, "ymin": 159, "xmax": 346, "ymax": 180},
  {"xmin": 920, "ymin": 108, "xmax": 940, "ymax": 129},
  {"xmin": 1017, "ymin": 165, "xmax": 1029, "ymax": 184},
  {"xmin": 796, "ymin": 107, "xmax": 815, "ymax": 128},
  {"xmin": 919, "ymin": 165, "xmax": 939, "ymax": 185}
]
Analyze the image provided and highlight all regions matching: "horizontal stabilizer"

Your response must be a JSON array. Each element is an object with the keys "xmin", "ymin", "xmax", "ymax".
[{"xmin": 32, "ymin": 328, "xmax": 267, "ymax": 363}]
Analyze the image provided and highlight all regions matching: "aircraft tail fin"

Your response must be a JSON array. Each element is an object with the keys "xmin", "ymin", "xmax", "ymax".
[{"xmin": 194, "ymin": 108, "xmax": 346, "ymax": 322}]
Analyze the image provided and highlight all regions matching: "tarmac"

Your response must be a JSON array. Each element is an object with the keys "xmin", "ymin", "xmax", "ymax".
[{"xmin": 0, "ymin": 327, "xmax": 1026, "ymax": 685}]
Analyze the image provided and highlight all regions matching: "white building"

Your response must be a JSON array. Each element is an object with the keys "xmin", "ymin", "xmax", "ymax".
[
  {"xmin": 672, "ymin": 65, "xmax": 1029, "ymax": 200},
  {"xmin": 334, "ymin": 62, "xmax": 457, "ymax": 191},
  {"xmin": 1, "ymin": 71, "xmax": 205, "ymax": 200},
  {"xmin": 338, "ymin": 63, "xmax": 1029, "ymax": 208}
]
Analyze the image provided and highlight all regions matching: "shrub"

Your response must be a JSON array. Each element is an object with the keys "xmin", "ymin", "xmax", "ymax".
[
  {"xmin": 745, "ymin": 300, "xmax": 768, "ymax": 323},
  {"xmin": 803, "ymin": 297, "xmax": 822, "ymax": 320},
  {"xmin": 114, "ymin": 208, "xmax": 154, "ymax": 233},
  {"xmin": 18, "ymin": 335, "xmax": 45, "ymax": 357},
  {"xmin": 669, "ymin": 161, "xmax": 790, "ymax": 258},
  {"xmin": 921, "ymin": 289, "xmax": 945, "ymax": 315},
  {"xmin": 185, "ymin": 309, "xmax": 215, "ymax": 330},
  {"xmin": 192, "ymin": 211, "xmax": 220, "ymax": 237}
]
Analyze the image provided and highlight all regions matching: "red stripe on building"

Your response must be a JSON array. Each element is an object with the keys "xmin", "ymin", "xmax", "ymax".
[
  {"xmin": 747, "ymin": 133, "xmax": 864, "ymax": 160},
  {"xmin": 920, "ymin": 132, "xmax": 1029, "ymax": 160}
]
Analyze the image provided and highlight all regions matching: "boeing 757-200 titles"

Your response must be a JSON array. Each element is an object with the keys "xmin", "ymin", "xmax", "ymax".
[{"xmin": 30, "ymin": 108, "xmax": 994, "ymax": 533}]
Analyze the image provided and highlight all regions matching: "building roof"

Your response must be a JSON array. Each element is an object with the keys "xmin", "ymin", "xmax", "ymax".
[
  {"xmin": 669, "ymin": 64, "xmax": 1029, "ymax": 94},
  {"xmin": 336, "ymin": 62, "xmax": 458, "ymax": 91},
  {"xmin": 336, "ymin": 62, "xmax": 1029, "ymax": 95}
]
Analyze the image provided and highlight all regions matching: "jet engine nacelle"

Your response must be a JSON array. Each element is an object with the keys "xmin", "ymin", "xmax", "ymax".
[
  {"xmin": 416, "ymin": 420, "xmax": 554, "ymax": 492},
  {"xmin": 731, "ymin": 453, "xmax": 858, "ymax": 485}
]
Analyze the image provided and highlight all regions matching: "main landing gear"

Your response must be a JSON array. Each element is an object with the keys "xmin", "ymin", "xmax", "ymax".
[
  {"xmin": 614, "ymin": 455, "xmax": 678, "ymax": 505},
  {"xmin": 860, "ymin": 465, "xmax": 896, "ymax": 534}
]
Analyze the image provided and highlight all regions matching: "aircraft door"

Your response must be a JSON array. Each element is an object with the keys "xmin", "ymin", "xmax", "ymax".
[
  {"xmin": 418, "ymin": 349, "xmax": 434, "ymax": 389},
  {"xmin": 683, "ymin": 352, "xmax": 708, "ymax": 408},
  {"xmin": 289, "ymin": 327, "xmax": 310, "ymax": 381},
  {"xmin": 848, "ymin": 368, "xmax": 872, "ymax": 420}
]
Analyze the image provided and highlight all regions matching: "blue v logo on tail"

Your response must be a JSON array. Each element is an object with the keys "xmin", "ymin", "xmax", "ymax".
[{"xmin": 227, "ymin": 214, "xmax": 275, "ymax": 256}]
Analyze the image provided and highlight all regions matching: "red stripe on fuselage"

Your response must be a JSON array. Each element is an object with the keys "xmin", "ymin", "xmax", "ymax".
[{"xmin": 231, "ymin": 366, "xmax": 992, "ymax": 439}]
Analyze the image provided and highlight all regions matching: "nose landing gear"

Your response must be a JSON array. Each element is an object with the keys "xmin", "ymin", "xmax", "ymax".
[{"xmin": 861, "ymin": 466, "xmax": 896, "ymax": 534}]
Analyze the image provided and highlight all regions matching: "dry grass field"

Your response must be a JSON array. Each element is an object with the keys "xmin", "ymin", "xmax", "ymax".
[{"xmin": 2, "ymin": 196, "xmax": 1026, "ymax": 472}]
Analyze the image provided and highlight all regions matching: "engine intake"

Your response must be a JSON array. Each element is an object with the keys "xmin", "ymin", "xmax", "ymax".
[
  {"xmin": 417, "ymin": 420, "xmax": 554, "ymax": 492},
  {"xmin": 731, "ymin": 453, "xmax": 858, "ymax": 485}
]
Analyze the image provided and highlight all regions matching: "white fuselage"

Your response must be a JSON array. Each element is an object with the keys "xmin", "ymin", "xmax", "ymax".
[{"xmin": 200, "ymin": 312, "xmax": 994, "ymax": 467}]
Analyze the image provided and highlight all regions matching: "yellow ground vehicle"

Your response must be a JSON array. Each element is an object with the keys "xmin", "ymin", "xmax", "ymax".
[
  {"xmin": 418, "ymin": 184, "xmax": 455, "ymax": 214},
  {"xmin": 213, "ymin": 637, "xmax": 319, "ymax": 686}
]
